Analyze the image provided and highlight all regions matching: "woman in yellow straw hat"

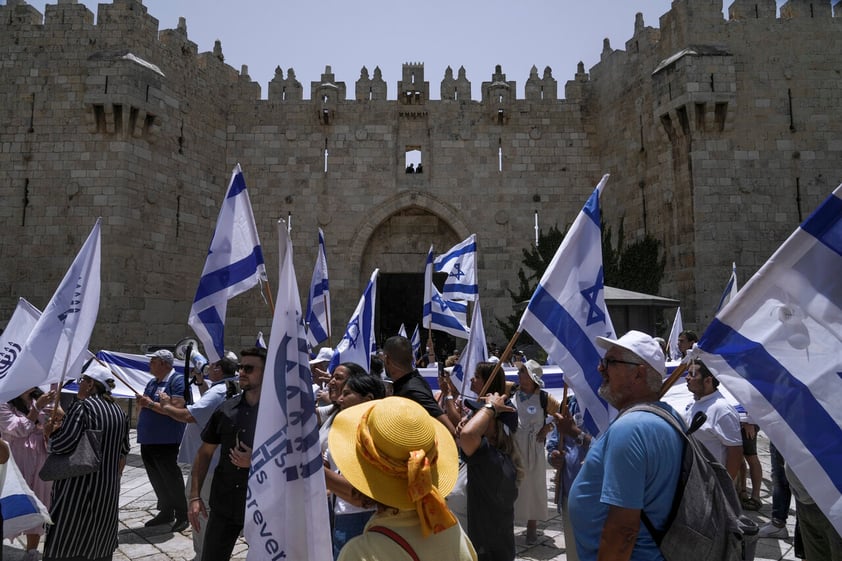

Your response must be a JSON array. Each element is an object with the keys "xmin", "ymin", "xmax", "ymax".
[{"xmin": 329, "ymin": 396, "xmax": 477, "ymax": 560}]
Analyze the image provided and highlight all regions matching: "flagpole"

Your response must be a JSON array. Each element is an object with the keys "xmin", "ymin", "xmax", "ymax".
[
  {"xmin": 92, "ymin": 356, "xmax": 143, "ymax": 396},
  {"xmin": 323, "ymin": 291, "xmax": 332, "ymax": 348},
  {"xmin": 658, "ymin": 361, "xmax": 690, "ymax": 399},
  {"xmin": 261, "ymin": 278, "xmax": 275, "ymax": 315},
  {"xmin": 479, "ymin": 328, "xmax": 521, "ymax": 397},
  {"xmin": 46, "ymin": 332, "xmax": 78, "ymax": 428}
]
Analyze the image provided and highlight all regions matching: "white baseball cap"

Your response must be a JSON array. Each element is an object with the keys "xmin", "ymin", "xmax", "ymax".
[{"xmin": 595, "ymin": 330, "xmax": 665, "ymax": 377}]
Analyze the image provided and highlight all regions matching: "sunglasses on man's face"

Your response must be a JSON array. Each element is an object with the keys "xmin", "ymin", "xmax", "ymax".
[{"xmin": 238, "ymin": 364, "xmax": 258, "ymax": 374}]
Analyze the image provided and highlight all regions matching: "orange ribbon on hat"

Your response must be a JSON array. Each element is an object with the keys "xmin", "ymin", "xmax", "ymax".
[{"xmin": 358, "ymin": 409, "xmax": 457, "ymax": 536}]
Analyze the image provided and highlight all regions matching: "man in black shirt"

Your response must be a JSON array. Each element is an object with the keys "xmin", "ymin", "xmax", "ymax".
[
  {"xmin": 382, "ymin": 335, "xmax": 456, "ymax": 436},
  {"xmin": 187, "ymin": 347, "xmax": 265, "ymax": 561}
]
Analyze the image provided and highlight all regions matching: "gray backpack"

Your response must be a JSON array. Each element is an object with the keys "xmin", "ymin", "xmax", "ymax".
[{"xmin": 625, "ymin": 404, "xmax": 743, "ymax": 561}]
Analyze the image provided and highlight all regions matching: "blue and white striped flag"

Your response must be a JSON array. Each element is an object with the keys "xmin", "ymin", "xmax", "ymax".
[
  {"xmin": 518, "ymin": 175, "xmax": 616, "ymax": 436},
  {"xmin": 715, "ymin": 262, "xmax": 739, "ymax": 314},
  {"xmin": 434, "ymin": 234, "xmax": 478, "ymax": 301},
  {"xmin": 328, "ymin": 270, "xmax": 379, "ymax": 373},
  {"xmin": 423, "ymin": 247, "xmax": 470, "ymax": 339},
  {"xmin": 306, "ymin": 228, "xmax": 331, "ymax": 350},
  {"xmin": 398, "ymin": 323, "xmax": 407, "ymax": 338},
  {"xmin": 698, "ymin": 184, "xmax": 842, "ymax": 535},
  {"xmin": 1, "ymin": 450, "xmax": 51, "ymax": 539},
  {"xmin": 410, "ymin": 325, "xmax": 421, "ymax": 361},
  {"xmin": 451, "ymin": 296, "xmax": 488, "ymax": 398},
  {"xmin": 245, "ymin": 221, "xmax": 331, "ymax": 560},
  {"xmin": 0, "ymin": 220, "xmax": 101, "ymax": 403},
  {"xmin": 188, "ymin": 164, "xmax": 267, "ymax": 362}
]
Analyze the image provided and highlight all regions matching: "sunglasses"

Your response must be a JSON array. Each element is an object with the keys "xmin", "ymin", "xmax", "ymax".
[{"xmin": 238, "ymin": 364, "xmax": 258, "ymax": 373}]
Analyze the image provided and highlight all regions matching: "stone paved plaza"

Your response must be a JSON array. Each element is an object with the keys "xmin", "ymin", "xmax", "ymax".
[{"xmin": 3, "ymin": 429, "xmax": 802, "ymax": 561}]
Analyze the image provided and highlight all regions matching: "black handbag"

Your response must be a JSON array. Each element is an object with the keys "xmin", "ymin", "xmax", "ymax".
[{"xmin": 39, "ymin": 409, "xmax": 103, "ymax": 481}]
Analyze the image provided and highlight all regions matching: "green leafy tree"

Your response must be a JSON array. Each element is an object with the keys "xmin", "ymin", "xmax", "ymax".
[
  {"xmin": 497, "ymin": 217, "xmax": 665, "ymax": 341},
  {"xmin": 495, "ymin": 224, "xmax": 566, "ymax": 344}
]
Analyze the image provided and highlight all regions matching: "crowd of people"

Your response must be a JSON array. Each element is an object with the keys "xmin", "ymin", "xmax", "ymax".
[{"xmin": 1, "ymin": 329, "xmax": 839, "ymax": 561}]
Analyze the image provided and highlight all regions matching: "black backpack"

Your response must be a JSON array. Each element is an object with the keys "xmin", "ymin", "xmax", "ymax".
[{"xmin": 624, "ymin": 404, "xmax": 743, "ymax": 561}]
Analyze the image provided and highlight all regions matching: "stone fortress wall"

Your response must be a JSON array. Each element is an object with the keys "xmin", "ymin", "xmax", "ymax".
[{"xmin": 1, "ymin": 0, "xmax": 840, "ymax": 353}]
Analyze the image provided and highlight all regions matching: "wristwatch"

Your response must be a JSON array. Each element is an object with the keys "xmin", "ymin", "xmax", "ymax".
[{"xmin": 483, "ymin": 402, "xmax": 496, "ymax": 417}]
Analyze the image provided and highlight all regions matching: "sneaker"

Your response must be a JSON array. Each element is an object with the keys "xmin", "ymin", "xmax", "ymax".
[{"xmin": 758, "ymin": 522, "xmax": 789, "ymax": 539}]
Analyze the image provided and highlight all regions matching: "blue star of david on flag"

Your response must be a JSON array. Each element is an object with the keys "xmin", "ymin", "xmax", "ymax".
[
  {"xmin": 580, "ymin": 267, "xmax": 607, "ymax": 326},
  {"xmin": 434, "ymin": 234, "xmax": 478, "ymax": 301}
]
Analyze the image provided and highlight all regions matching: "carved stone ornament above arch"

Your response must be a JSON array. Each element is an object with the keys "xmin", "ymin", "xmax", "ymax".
[{"xmin": 348, "ymin": 191, "xmax": 472, "ymax": 283}]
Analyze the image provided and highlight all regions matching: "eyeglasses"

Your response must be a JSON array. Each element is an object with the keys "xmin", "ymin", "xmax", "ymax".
[
  {"xmin": 238, "ymin": 364, "xmax": 258, "ymax": 373},
  {"xmin": 600, "ymin": 357, "xmax": 642, "ymax": 369}
]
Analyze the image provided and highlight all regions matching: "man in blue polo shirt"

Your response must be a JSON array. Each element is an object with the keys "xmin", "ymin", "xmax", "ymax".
[
  {"xmin": 136, "ymin": 349, "xmax": 189, "ymax": 532},
  {"xmin": 568, "ymin": 331, "xmax": 683, "ymax": 561}
]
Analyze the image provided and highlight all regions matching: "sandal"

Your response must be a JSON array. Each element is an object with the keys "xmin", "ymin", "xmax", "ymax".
[{"xmin": 741, "ymin": 497, "xmax": 762, "ymax": 511}]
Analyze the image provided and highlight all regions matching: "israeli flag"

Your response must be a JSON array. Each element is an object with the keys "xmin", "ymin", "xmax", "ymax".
[
  {"xmin": 518, "ymin": 175, "xmax": 616, "ymax": 436},
  {"xmin": 328, "ymin": 270, "xmax": 379, "ymax": 373},
  {"xmin": 451, "ymin": 296, "xmax": 488, "ymax": 398},
  {"xmin": 410, "ymin": 325, "xmax": 421, "ymax": 360},
  {"xmin": 699, "ymin": 183, "xmax": 842, "ymax": 536},
  {"xmin": 434, "ymin": 234, "xmax": 478, "ymax": 301},
  {"xmin": 306, "ymin": 228, "xmax": 331, "ymax": 350},
  {"xmin": 715, "ymin": 262, "xmax": 739, "ymax": 314},
  {"xmin": 245, "ymin": 221, "xmax": 332, "ymax": 560},
  {"xmin": 423, "ymin": 247, "xmax": 470, "ymax": 339},
  {"xmin": 188, "ymin": 165, "xmax": 267, "ymax": 362}
]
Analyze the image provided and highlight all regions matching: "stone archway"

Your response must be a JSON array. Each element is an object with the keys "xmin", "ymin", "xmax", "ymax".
[{"xmin": 348, "ymin": 191, "xmax": 471, "ymax": 346}]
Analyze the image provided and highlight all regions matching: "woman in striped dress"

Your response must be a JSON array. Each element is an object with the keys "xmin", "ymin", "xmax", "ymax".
[{"xmin": 43, "ymin": 362, "xmax": 130, "ymax": 561}]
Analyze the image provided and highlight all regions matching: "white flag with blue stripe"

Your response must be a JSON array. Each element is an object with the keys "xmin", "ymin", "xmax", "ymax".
[
  {"xmin": 715, "ymin": 262, "xmax": 739, "ymax": 314},
  {"xmin": 423, "ymin": 247, "xmax": 470, "ymax": 339},
  {"xmin": 1, "ymin": 450, "xmax": 51, "ymax": 538},
  {"xmin": 434, "ymin": 234, "xmax": 478, "ymax": 301},
  {"xmin": 306, "ymin": 228, "xmax": 331, "ymax": 350},
  {"xmin": 518, "ymin": 175, "xmax": 615, "ymax": 436},
  {"xmin": 245, "ymin": 221, "xmax": 331, "ymax": 560},
  {"xmin": 451, "ymin": 297, "xmax": 488, "ymax": 398},
  {"xmin": 410, "ymin": 325, "xmax": 421, "ymax": 361},
  {"xmin": 328, "ymin": 270, "xmax": 379, "ymax": 373},
  {"xmin": 698, "ymin": 184, "xmax": 842, "ymax": 535},
  {"xmin": 188, "ymin": 164, "xmax": 267, "ymax": 362},
  {"xmin": 0, "ymin": 220, "xmax": 101, "ymax": 403},
  {"xmin": 667, "ymin": 307, "xmax": 684, "ymax": 361}
]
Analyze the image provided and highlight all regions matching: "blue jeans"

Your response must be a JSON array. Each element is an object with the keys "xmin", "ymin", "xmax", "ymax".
[
  {"xmin": 333, "ymin": 511, "xmax": 374, "ymax": 560},
  {"xmin": 770, "ymin": 443, "xmax": 792, "ymax": 524}
]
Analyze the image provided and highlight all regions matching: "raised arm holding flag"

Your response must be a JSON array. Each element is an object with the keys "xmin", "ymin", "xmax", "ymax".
[
  {"xmin": 697, "ymin": 183, "xmax": 842, "ymax": 537},
  {"xmin": 188, "ymin": 164, "xmax": 268, "ymax": 362}
]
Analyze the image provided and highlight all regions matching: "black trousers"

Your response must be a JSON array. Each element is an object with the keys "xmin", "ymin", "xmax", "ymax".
[
  {"xmin": 140, "ymin": 443, "xmax": 187, "ymax": 519},
  {"xmin": 201, "ymin": 511, "xmax": 243, "ymax": 561}
]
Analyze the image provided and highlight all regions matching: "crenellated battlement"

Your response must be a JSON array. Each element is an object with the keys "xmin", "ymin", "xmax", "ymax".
[{"xmin": 3, "ymin": 0, "xmax": 842, "ymax": 352}]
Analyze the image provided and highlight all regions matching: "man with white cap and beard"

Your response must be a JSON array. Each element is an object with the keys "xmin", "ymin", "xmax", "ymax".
[{"xmin": 567, "ymin": 330, "xmax": 683, "ymax": 561}]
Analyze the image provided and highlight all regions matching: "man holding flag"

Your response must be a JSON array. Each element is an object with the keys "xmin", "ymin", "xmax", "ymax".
[{"xmin": 188, "ymin": 346, "xmax": 265, "ymax": 561}]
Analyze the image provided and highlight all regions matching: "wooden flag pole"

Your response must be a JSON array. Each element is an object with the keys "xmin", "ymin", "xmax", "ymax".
[
  {"xmin": 658, "ymin": 360, "xmax": 690, "ymax": 399},
  {"xmin": 479, "ymin": 328, "xmax": 521, "ymax": 397}
]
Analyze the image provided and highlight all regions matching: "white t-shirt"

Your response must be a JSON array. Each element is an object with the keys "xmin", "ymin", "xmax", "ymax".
[{"xmin": 685, "ymin": 390, "xmax": 742, "ymax": 464}]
